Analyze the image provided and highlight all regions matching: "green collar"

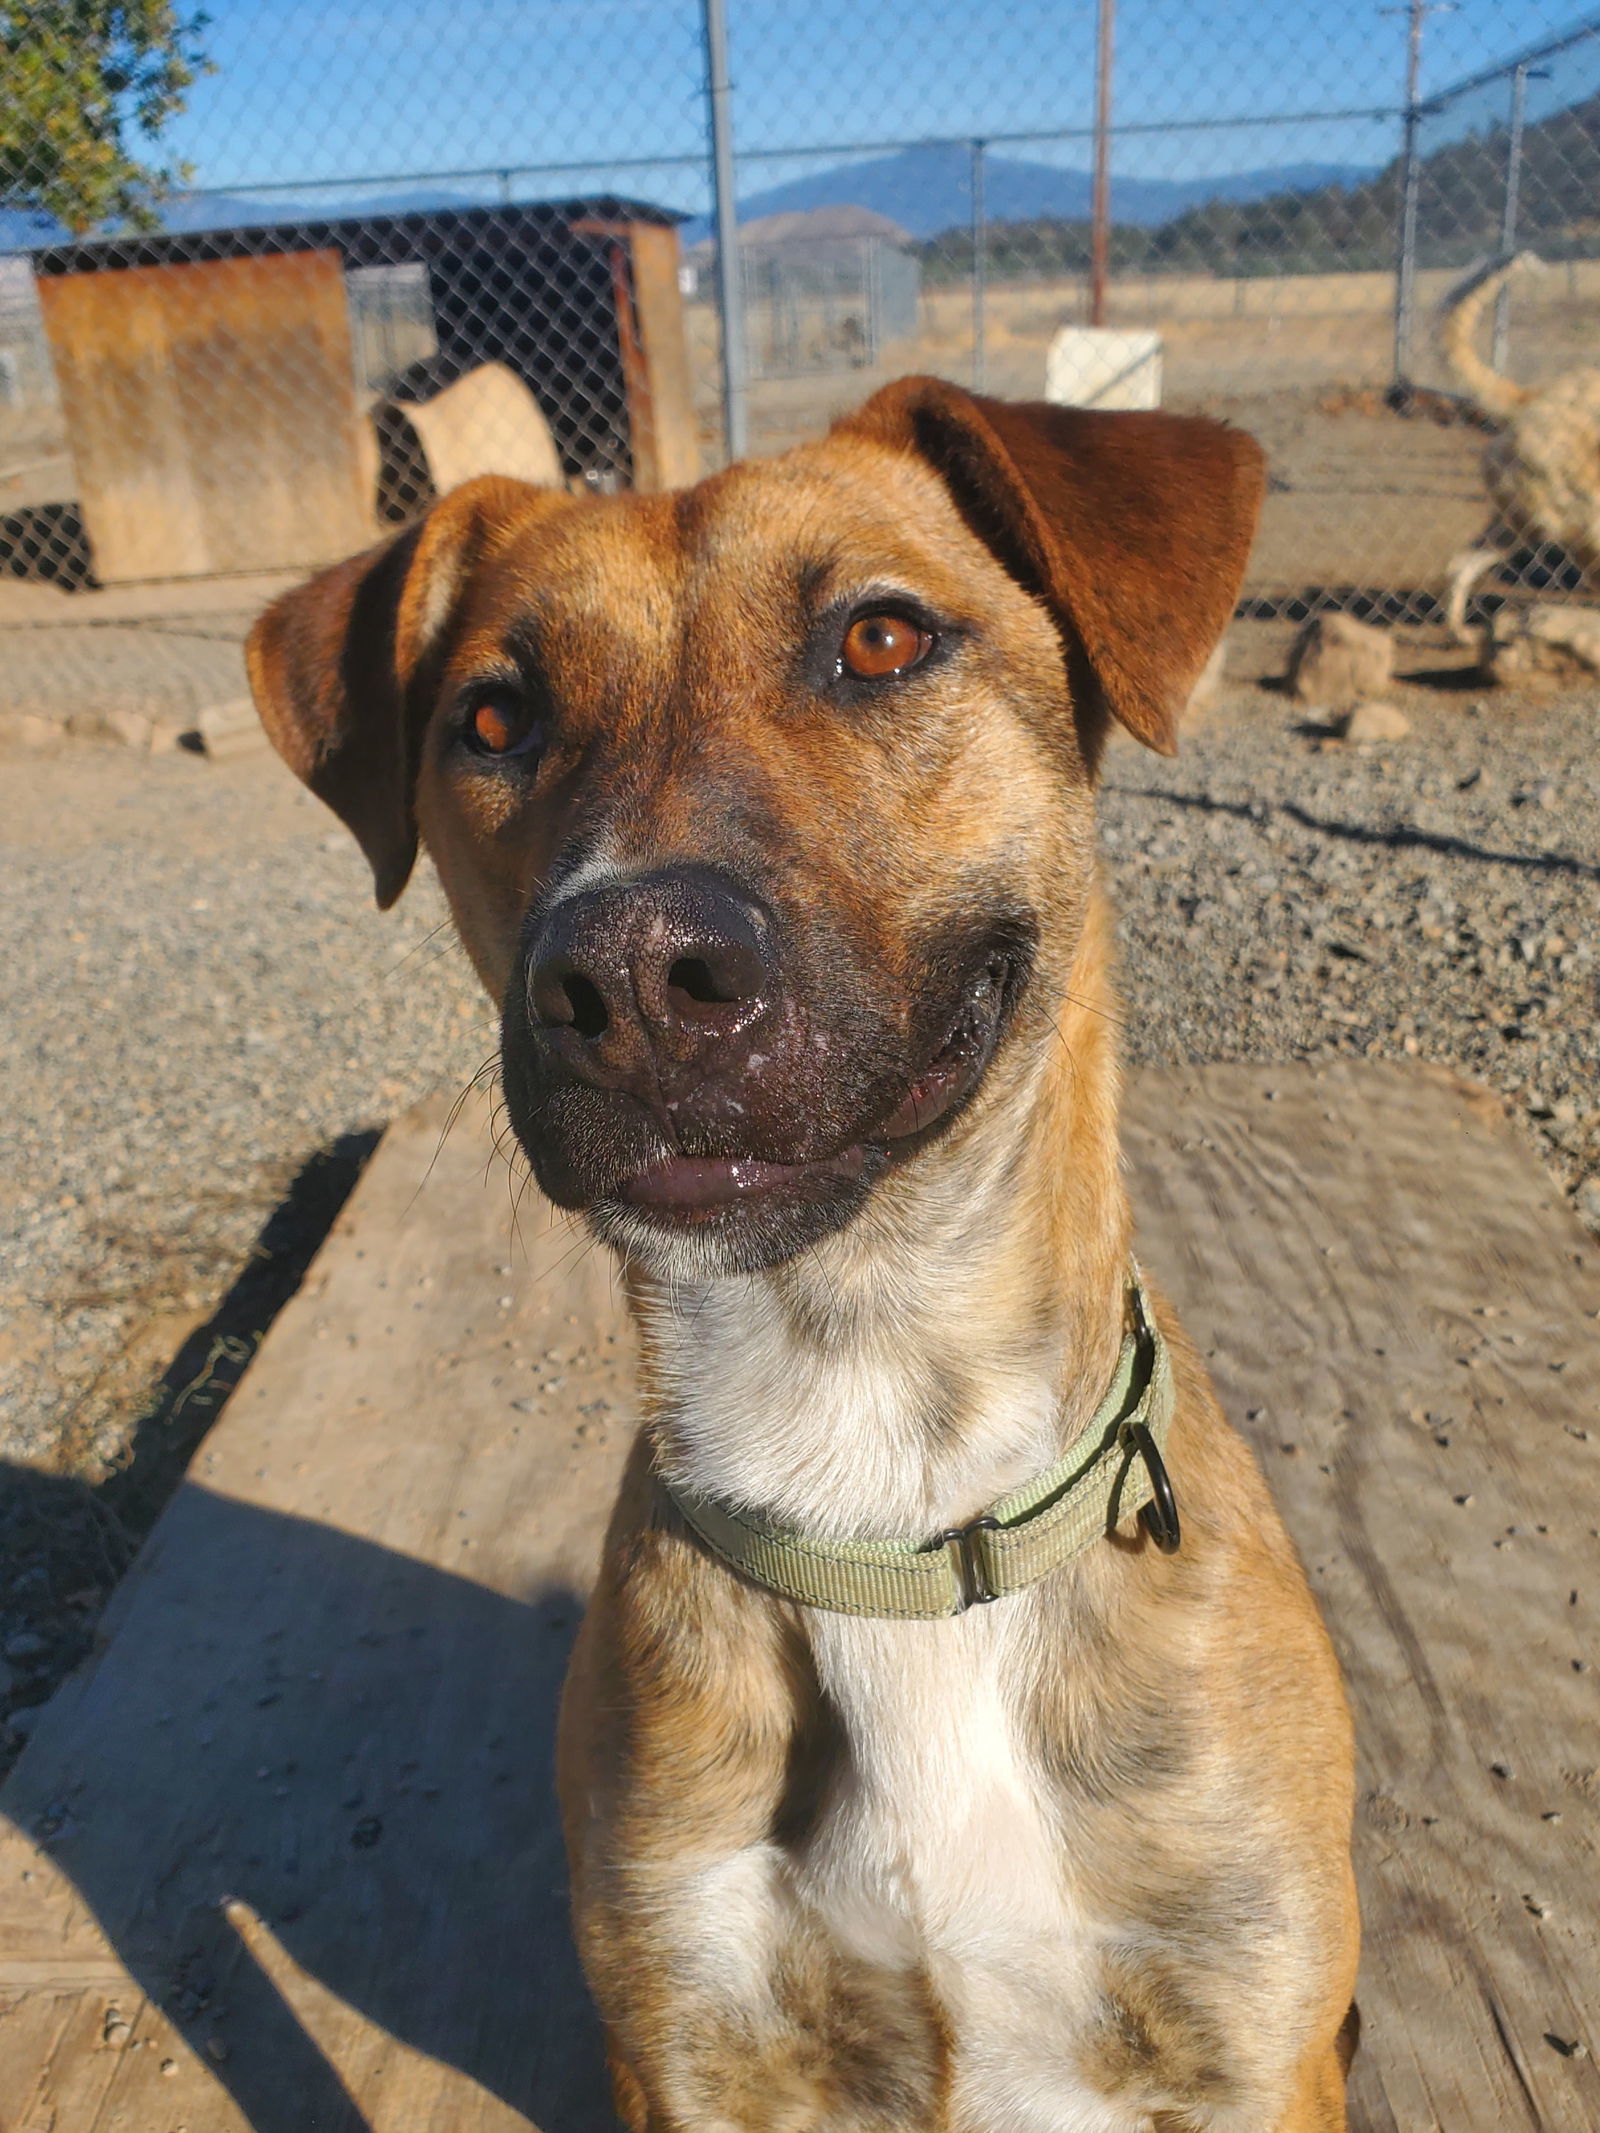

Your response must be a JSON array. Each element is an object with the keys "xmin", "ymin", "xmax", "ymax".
[{"xmin": 658, "ymin": 1270, "xmax": 1179, "ymax": 1620}]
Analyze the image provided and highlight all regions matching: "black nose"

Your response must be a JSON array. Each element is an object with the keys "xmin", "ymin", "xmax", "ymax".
[{"xmin": 525, "ymin": 868, "xmax": 778, "ymax": 1078}]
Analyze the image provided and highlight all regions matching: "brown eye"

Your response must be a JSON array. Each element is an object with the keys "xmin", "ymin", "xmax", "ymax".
[
  {"xmin": 840, "ymin": 613, "xmax": 932, "ymax": 679},
  {"xmin": 466, "ymin": 689, "xmax": 542, "ymax": 760}
]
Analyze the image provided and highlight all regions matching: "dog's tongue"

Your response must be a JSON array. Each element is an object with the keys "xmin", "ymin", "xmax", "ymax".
[{"xmin": 621, "ymin": 1149, "xmax": 864, "ymax": 1213}]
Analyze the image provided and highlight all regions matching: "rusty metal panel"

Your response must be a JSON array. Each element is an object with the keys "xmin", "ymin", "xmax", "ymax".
[{"xmin": 37, "ymin": 252, "xmax": 373, "ymax": 584}]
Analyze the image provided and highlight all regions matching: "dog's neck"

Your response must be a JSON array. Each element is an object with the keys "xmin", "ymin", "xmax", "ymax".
[{"xmin": 632, "ymin": 890, "xmax": 1131, "ymax": 1540}]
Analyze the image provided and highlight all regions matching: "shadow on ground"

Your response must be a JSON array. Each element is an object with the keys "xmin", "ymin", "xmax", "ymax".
[
  {"xmin": 0, "ymin": 1132, "xmax": 380, "ymax": 1770},
  {"xmin": 2, "ymin": 1477, "xmax": 613, "ymax": 2131}
]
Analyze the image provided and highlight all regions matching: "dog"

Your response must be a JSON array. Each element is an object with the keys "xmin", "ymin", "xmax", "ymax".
[
  {"xmin": 247, "ymin": 377, "xmax": 1359, "ymax": 2132},
  {"xmin": 1439, "ymin": 252, "xmax": 1600, "ymax": 639}
]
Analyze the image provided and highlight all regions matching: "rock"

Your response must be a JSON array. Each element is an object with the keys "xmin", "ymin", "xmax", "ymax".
[
  {"xmin": 1341, "ymin": 701, "xmax": 1410, "ymax": 743},
  {"xmin": 197, "ymin": 698, "xmax": 264, "ymax": 756},
  {"xmin": 1287, "ymin": 613, "xmax": 1393, "ymax": 706},
  {"xmin": 0, "ymin": 711, "xmax": 65, "ymax": 752},
  {"xmin": 1488, "ymin": 604, "xmax": 1600, "ymax": 691},
  {"xmin": 1185, "ymin": 636, "xmax": 1228, "ymax": 721},
  {"xmin": 106, "ymin": 707, "xmax": 155, "ymax": 751},
  {"xmin": 1575, "ymin": 1176, "xmax": 1600, "ymax": 1238},
  {"xmin": 65, "ymin": 707, "xmax": 152, "ymax": 748},
  {"xmin": 199, "ymin": 698, "xmax": 270, "ymax": 761}
]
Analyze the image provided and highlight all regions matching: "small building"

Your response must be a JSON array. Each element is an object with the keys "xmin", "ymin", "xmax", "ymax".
[{"xmin": 688, "ymin": 206, "xmax": 921, "ymax": 379}]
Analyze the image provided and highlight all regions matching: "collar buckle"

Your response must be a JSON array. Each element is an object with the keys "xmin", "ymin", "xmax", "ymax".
[{"xmin": 938, "ymin": 1514, "xmax": 1002, "ymax": 1610}]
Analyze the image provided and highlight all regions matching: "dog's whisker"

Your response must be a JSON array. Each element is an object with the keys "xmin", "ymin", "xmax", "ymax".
[
  {"xmin": 1057, "ymin": 987, "xmax": 1126, "ymax": 1030},
  {"xmin": 402, "ymin": 1052, "xmax": 504, "ymax": 1220},
  {"xmin": 379, "ymin": 917, "xmax": 458, "ymax": 981}
]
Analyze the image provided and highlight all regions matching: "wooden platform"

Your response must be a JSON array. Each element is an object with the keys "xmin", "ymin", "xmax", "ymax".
[{"xmin": 3, "ymin": 1064, "xmax": 1597, "ymax": 2131}]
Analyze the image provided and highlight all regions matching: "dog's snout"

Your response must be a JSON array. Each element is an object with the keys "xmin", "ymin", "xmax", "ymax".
[{"xmin": 527, "ymin": 871, "xmax": 778, "ymax": 1073}]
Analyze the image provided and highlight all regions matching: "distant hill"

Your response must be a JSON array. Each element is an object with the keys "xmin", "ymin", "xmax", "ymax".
[
  {"xmin": 679, "ymin": 143, "xmax": 1376, "ymax": 246},
  {"xmin": 1058, "ymin": 83, "xmax": 1600, "ymax": 283}
]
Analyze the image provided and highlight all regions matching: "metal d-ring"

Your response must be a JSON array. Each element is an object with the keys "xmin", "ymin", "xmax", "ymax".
[{"xmin": 1129, "ymin": 1421, "xmax": 1181, "ymax": 1554}]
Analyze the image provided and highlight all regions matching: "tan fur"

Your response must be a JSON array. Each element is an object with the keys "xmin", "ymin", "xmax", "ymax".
[
  {"xmin": 248, "ymin": 380, "xmax": 1357, "ymax": 2130},
  {"xmin": 1438, "ymin": 254, "xmax": 1600, "ymax": 640}
]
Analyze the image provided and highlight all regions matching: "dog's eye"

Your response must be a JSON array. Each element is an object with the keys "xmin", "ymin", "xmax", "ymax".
[
  {"xmin": 465, "ymin": 689, "xmax": 543, "ymax": 761},
  {"xmin": 840, "ymin": 613, "xmax": 932, "ymax": 680}
]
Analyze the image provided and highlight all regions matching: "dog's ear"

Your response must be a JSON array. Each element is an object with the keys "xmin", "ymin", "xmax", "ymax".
[
  {"xmin": 247, "ymin": 477, "xmax": 568, "ymax": 906},
  {"xmin": 837, "ymin": 376, "xmax": 1265, "ymax": 759}
]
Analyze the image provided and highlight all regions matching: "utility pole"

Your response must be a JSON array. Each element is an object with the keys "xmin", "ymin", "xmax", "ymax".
[
  {"xmin": 703, "ymin": 0, "xmax": 746, "ymax": 462},
  {"xmin": 1089, "ymin": 0, "xmax": 1115, "ymax": 328}
]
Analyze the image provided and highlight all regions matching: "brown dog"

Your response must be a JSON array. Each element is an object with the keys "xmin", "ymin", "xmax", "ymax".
[{"xmin": 248, "ymin": 378, "xmax": 1358, "ymax": 2132}]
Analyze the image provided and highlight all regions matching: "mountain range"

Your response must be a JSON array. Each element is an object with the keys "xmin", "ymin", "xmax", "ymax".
[{"xmin": 678, "ymin": 142, "xmax": 1377, "ymax": 244}]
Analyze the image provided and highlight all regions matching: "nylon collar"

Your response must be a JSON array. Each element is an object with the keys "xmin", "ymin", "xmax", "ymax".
[{"xmin": 657, "ymin": 1269, "xmax": 1179, "ymax": 1620}]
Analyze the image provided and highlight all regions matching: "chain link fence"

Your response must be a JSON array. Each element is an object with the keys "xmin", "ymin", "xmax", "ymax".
[{"xmin": 0, "ymin": 0, "xmax": 1595, "ymax": 673}]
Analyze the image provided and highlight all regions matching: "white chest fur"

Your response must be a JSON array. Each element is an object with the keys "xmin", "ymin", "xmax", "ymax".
[{"xmin": 791, "ymin": 1605, "xmax": 1145, "ymax": 2133}]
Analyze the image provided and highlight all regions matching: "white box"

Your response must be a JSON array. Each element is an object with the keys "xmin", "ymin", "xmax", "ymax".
[{"xmin": 1044, "ymin": 326, "xmax": 1163, "ymax": 410}]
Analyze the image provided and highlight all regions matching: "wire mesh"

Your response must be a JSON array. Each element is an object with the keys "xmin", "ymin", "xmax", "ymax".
[{"xmin": 0, "ymin": 0, "xmax": 1594, "ymax": 639}]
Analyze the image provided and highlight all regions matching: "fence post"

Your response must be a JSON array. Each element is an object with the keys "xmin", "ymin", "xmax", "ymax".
[
  {"xmin": 1389, "ymin": 0, "xmax": 1427, "ymax": 387},
  {"xmin": 971, "ymin": 138, "xmax": 987, "ymax": 392},
  {"xmin": 1491, "ymin": 60, "xmax": 1531, "ymax": 373},
  {"xmin": 703, "ymin": 0, "xmax": 747, "ymax": 463}
]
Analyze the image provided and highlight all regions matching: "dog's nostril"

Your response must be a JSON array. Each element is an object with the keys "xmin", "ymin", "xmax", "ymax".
[
  {"xmin": 668, "ymin": 956, "xmax": 737, "ymax": 1007},
  {"xmin": 563, "ymin": 973, "xmax": 610, "ymax": 1039}
]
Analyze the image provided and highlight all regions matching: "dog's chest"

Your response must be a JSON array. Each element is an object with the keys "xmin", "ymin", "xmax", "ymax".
[{"xmin": 787, "ymin": 1610, "xmax": 1140, "ymax": 2133}]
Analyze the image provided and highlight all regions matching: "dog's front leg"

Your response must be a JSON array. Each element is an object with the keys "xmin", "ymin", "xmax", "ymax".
[
  {"xmin": 582, "ymin": 1844, "xmax": 946, "ymax": 2133},
  {"xmin": 561, "ymin": 1469, "xmax": 957, "ymax": 2133},
  {"xmin": 561, "ymin": 1491, "xmax": 938, "ymax": 2133}
]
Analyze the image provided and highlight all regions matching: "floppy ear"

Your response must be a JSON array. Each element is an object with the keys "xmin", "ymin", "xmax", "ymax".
[
  {"xmin": 836, "ymin": 376, "xmax": 1265, "ymax": 759},
  {"xmin": 246, "ymin": 477, "xmax": 568, "ymax": 907}
]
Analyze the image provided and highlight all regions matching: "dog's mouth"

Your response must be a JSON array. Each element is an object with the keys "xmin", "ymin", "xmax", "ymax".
[
  {"xmin": 608, "ymin": 951, "xmax": 1016, "ymax": 1228},
  {"xmin": 619, "ymin": 1145, "xmax": 868, "ymax": 1218},
  {"xmin": 874, "ymin": 952, "xmax": 1014, "ymax": 1144}
]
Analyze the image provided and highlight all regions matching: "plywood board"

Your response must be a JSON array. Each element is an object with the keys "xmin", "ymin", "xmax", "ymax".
[
  {"xmin": 38, "ymin": 252, "xmax": 374, "ymax": 583},
  {"xmin": 624, "ymin": 222, "xmax": 701, "ymax": 491},
  {"xmin": 2, "ymin": 1065, "xmax": 1596, "ymax": 2131},
  {"xmin": 0, "ymin": 1093, "xmax": 633, "ymax": 2132},
  {"xmin": 1122, "ymin": 1063, "xmax": 1600, "ymax": 2133}
]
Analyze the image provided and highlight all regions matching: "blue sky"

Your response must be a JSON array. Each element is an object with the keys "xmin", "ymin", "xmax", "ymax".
[{"xmin": 158, "ymin": 1, "xmax": 1595, "ymax": 213}]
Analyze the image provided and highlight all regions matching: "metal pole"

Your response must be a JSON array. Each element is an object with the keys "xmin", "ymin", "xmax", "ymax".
[
  {"xmin": 971, "ymin": 139, "xmax": 987, "ymax": 392},
  {"xmin": 1491, "ymin": 61, "xmax": 1530, "ymax": 373},
  {"xmin": 1391, "ymin": 0, "xmax": 1424, "ymax": 387},
  {"xmin": 1090, "ymin": 0, "xmax": 1115, "ymax": 327},
  {"xmin": 703, "ymin": 0, "xmax": 747, "ymax": 463}
]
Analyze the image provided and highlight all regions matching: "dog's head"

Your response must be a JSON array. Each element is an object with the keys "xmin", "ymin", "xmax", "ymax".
[{"xmin": 249, "ymin": 379, "xmax": 1262, "ymax": 1276}]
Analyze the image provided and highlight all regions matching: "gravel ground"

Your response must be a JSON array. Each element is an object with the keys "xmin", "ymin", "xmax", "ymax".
[
  {"xmin": 0, "ymin": 620, "xmax": 1597, "ymax": 1764},
  {"xmin": 1104, "ymin": 640, "xmax": 1600, "ymax": 1207}
]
